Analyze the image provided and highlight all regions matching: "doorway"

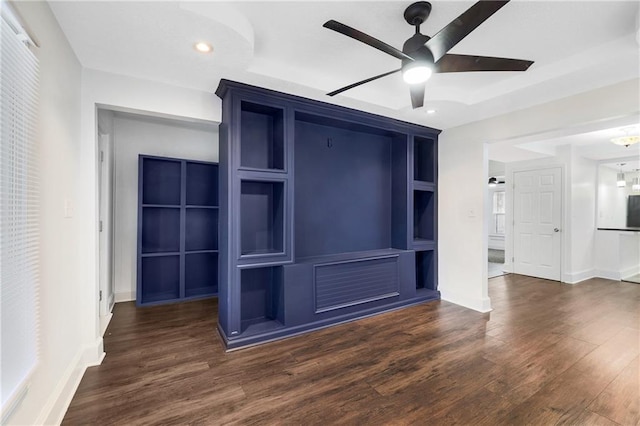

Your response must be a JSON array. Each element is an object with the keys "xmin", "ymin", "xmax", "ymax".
[
  {"xmin": 488, "ymin": 180, "xmax": 506, "ymax": 278},
  {"xmin": 97, "ymin": 107, "xmax": 219, "ymax": 313},
  {"xmin": 487, "ymin": 160, "xmax": 506, "ymax": 279}
]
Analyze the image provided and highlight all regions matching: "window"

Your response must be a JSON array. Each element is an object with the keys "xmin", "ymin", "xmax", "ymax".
[
  {"xmin": 491, "ymin": 191, "xmax": 506, "ymax": 235},
  {"xmin": 0, "ymin": 4, "xmax": 39, "ymax": 418},
  {"xmin": 493, "ymin": 190, "xmax": 505, "ymax": 214}
]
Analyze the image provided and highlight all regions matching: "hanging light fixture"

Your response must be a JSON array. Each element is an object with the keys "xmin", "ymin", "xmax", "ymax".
[
  {"xmin": 617, "ymin": 172, "xmax": 627, "ymax": 187},
  {"xmin": 488, "ymin": 177, "xmax": 498, "ymax": 187},
  {"xmin": 633, "ymin": 170, "xmax": 640, "ymax": 192},
  {"xmin": 617, "ymin": 163, "xmax": 627, "ymax": 188}
]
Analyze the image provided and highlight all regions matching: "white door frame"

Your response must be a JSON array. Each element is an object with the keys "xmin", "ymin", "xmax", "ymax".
[
  {"xmin": 98, "ymin": 132, "xmax": 115, "ymax": 332},
  {"xmin": 508, "ymin": 164, "xmax": 566, "ymax": 282}
]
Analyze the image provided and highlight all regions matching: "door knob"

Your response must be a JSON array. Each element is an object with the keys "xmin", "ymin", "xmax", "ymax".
[{"xmin": 554, "ymin": 228, "xmax": 560, "ymax": 232}]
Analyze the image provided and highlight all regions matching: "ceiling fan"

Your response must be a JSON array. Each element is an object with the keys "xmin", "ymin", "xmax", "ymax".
[{"xmin": 323, "ymin": 0, "xmax": 534, "ymax": 109}]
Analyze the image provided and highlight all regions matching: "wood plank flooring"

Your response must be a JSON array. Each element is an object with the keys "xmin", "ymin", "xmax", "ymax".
[{"xmin": 63, "ymin": 275, "xmax": 640, "ymax": 425}]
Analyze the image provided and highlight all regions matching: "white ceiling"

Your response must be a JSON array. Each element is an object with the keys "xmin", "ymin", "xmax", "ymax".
[
  {"xmin": 49, "ymin": 0, "xmax": 640, "ymax": 162},
  {"xmin": 489, "ymin": 117, "xmax": 640, "ymax": 162}
]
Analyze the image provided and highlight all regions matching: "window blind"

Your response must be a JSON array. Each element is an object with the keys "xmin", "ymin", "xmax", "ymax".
[{"xmin": 0, "ymin": 3, "xmax": 39, "ymax": 419}]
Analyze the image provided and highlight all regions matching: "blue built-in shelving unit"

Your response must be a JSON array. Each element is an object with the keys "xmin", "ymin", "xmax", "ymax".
[
  {"xmin": 137, "ymin": 155, "xmax": 219, "ymax": 306},
  {"xmin": 216, "ymin": 80, "xmax": 440, "ymax": 349}
]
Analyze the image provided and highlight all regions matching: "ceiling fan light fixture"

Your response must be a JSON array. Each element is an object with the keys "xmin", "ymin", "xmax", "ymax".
[{"xmin": 402, "ymin": 61, "xmax": 433, "ymax": 84}]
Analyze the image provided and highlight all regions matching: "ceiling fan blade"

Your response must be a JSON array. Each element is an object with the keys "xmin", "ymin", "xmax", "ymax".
[
  {"xmin": 425, "ymin": 1, "xmax": 510, "ymax": 62},
  {"xmin": 327, "ymin": 69, "xmax": 401, "ymax": 97},
  {"xmin": 323, "ymin": 20, "xmax": 413, "ymax": 61},
  {"xmin": 409, "ymin": 84, "xmax": 425, "ymax": 109},
  {"xmin": 435, "ymin": 54, "xmax": 533, "ymax": 73}
]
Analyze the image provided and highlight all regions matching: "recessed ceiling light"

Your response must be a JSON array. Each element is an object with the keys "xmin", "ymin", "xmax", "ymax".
[
  {"xmin": 194, "ymin": 42, "xmax": 213, "ymax": 53},
  {"xmin": 426, "ymin": 109, "xmax": 436, "ymax": 114}
]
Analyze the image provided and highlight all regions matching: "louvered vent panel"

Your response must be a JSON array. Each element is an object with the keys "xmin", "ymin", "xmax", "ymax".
[{"xmin": 315, "ymin": 256, "xmax": 399, "ymax": 312}]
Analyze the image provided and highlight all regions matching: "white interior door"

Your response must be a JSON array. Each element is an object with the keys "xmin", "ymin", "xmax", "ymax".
[
  {"xmin": 99, "ymin": 134, "xmax": 115, "ymax": 317},
  {"xmin": 513, "ymin": 167, "xmax": 562, "ymax": 281}
]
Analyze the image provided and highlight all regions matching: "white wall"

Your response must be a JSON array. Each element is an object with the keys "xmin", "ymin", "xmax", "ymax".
[
  {"xmin": 595, "ymin": 230, "xmax": 640, "ymax": 279},
  {"xmin": 439, "ymin": 78, "xmax": 639, "ymax": 312},
  {"xmin": 595, "ymin": 230, "xmax": 621, "ymax": 279},
  {"xmin": 488, "ymin": 160, "xmax": 505, "ymax": 179},
  {"xmin": 110, "ymin": 113, "xmax": 218, "ymax": 301},
  {"xmin": 438, "ymin": 138, "xmax": 491, "ymax": 312},
  {"xmin": 83, "ymin": 69, "xmax": 220, "ymax": 123},
  {"xmin": 568, "ymin": 152, "xmax": 597, "ymax": 280},
  {"xmin": 7, "ymin": 2, "xmax": 102, "ymax": 424},
  {"xmin": 619, "ymin": 233, "xmax": 640, "ymax": 279}
]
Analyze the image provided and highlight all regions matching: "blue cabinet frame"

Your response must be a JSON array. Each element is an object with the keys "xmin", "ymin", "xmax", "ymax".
[
  {"xmin": 216, "ymin": 80, "xmax": 440, "ymax": 349},
  {"xmin": 137, "ymin": 155, "xmax": 219, "ymax": 306}
]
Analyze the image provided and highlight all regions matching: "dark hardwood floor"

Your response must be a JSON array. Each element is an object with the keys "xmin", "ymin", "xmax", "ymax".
[{"xmin": 63, "ymin": 275, "xmax": 640, "ymax": 425}]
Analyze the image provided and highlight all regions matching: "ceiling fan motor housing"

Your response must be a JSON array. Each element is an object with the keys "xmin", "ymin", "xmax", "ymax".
[
  {"xmin": 402, "ymin": 32, "xmax": 433, "ymax": 68},
  {"xmin": 402, "ymin": 46, "xmax": 434, "ymax": 71}
]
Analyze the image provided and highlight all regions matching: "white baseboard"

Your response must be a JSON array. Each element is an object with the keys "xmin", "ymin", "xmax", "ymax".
[
  {"xmin": 594, "ymin": 269, "xmax": 621, "ymax": 281},
  {"xmin": 1, "ymin": 367, "xmax": 35, "ymax": 424},
  {"xmin": 563, "ymin": 269, "xmax": 596, "ymax": 284},
  {"xmin": 621, "ymin": 265, "xmax": 640, "ymax": 280},
  {"xmin": 115, "ymin": 291, "xmax": 135, "ymax": 303},
  {"xmin": 100, "ymin": 313, "xmax": 113, "ymax": 336},
  {"xmin": 440, "ymin": 289, "xmax": 492, "ymax": 313},
  {"xmin": 588, "ymin": 269, "xmax": 640, "ymax": 282},
  {"xmin": 36, "ymin": 338, "xmax": 104, "ymax": 426}
]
